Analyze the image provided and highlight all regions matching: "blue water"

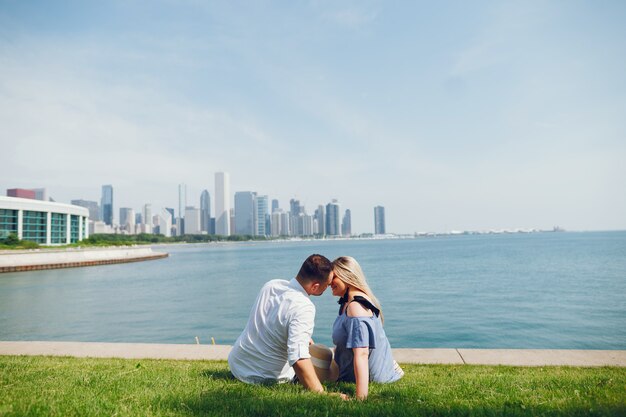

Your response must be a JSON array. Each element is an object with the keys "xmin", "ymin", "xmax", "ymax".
[{"xmin": 0, "ymin": 232, "xmax": 625, "ymax": 349}]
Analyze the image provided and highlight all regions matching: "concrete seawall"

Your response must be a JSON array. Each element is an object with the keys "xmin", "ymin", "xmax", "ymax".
[
  {"xmin": 1, "ymin": 341, "xmax": 624, "ymax": 367},
  {"xmin": 0, "ymin": 247, "xmax": 168, "ymax": 273}
]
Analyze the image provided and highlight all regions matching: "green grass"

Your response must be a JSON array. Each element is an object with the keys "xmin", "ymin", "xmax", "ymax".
[{"xmin": 0, "ymin": 356, "xmax": 624, "ymax": 417}]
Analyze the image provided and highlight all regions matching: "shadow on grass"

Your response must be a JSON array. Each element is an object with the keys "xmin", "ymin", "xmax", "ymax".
[
  {"xmin": 199, "ymin": 368, "xmax": 236, "ymax": 381},
  {"xmin": 155, "ymin": 380, "xmax": 625, "ymax": 417}
]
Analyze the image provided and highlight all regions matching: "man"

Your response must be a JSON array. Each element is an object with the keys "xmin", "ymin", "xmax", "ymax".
[{"xmin": 228, "ymin": 254, "xmax": 333, "ymax": 393}]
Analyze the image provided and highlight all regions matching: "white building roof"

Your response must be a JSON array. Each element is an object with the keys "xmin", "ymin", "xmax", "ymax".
[{"xmin": 0, "ymin": 196, "xmax": 89, "ymax": 218}]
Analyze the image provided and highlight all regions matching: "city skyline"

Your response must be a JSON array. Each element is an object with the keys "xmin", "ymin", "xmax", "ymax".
[
  {"xmin": 1, "ymin": 2, "xmax": 625, "ymax": 233},
  {"xmin": 71, "ymin": 180, "xmax": 369, "ymax": 236},
  {"xmin": 10, "ymin": 179, "xmax": 378, "ymax": 236}
]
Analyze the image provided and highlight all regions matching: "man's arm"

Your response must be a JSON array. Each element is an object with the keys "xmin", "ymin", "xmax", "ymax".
[
  {"xmin": 287, "ymin": 301, "xmax": 321, "ymax": 392},
  {"xmin": 293, "ymin": 358, "xmax": 324, "ymax": 393}
]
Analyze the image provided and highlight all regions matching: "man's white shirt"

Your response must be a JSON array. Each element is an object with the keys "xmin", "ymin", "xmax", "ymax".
[{"xmin": 228, "ymin": 278, "xmax": 315, "ymax": 384}]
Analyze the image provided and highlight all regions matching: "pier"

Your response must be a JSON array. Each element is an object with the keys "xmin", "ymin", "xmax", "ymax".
[{"xmin": 0, "ymin": 247, "xmax": 168, "ymax": 273}]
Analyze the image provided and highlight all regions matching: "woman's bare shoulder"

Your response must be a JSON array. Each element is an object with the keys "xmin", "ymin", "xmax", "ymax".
[{"xmin": 346, "ymin": 294, "xmax": 374, "ymax": 318}]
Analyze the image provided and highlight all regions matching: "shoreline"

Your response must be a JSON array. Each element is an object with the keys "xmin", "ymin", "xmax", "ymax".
[
  {"xmin": 2, "ymin": 229, "xmax": 623, "ymax": 253},
  {"xmin": 0, "ymin": 246, "xmax": 168, "ymax": 273},
  {"xmin": 1, "ymin": 341, "xmax": 624, "ymax": 366}
]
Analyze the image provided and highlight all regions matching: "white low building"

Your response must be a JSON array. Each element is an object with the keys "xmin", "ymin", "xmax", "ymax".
[{"xmin": 0, "ymin": 196, "xmax": 89, "ymax": 245}]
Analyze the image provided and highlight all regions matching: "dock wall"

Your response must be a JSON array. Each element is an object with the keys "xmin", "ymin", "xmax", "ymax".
[{"xmin": 0, "ymin": 247, "xmax": 168, "ymax": 273}]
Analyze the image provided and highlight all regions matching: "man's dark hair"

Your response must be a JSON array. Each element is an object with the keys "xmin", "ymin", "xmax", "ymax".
[{"xmin": 297, "ymin": 254, "xmax": 332, "ymax": 283}]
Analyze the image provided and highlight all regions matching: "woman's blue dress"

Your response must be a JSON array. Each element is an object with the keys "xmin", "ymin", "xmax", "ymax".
[{"xmin": 332, "ymin": 301, "xmax": 403, "ymax": 383}]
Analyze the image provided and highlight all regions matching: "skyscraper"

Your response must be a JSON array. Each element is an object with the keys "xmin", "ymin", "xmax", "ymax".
[
  {"xmin": 271, "ymin": 199, "xmax": 279, "ymax": 213},
  {"xmin": 342, "ymin": 209, "xmax": 352, "ymax": 237},
  {"xmin": 101, "ymin": 185, "xmax": 113, "ymax": 225},
  {"xmin": 200, "ymin": 190, "xmax": 211, "ymax": 233},
  {"xmin": 71, "ymin": 199, "xmax": 99, "ymax": 221},
  {"xmin": 142, "ymin": 204, "xmax": 152, "ymax": 233},
  {"xmin": 289, "ymin": 199, "xmax": 304, "ymax": 236},
  {"xmin": 184, "ymin": 206, "xmax": 201, "ymax": 234},
  {"xmin": 229, "ymin": 207, "xmax": 235, "ymax": 235},
  {"xmin": 178, "ymin": 184, "xmax": 187, "ymax": 235},
  {"xmin": 315, "ymin": 205, "xmax": 325, "ymax": 236},
  {"xmin": 165, "ymin": 208, "xmax": 175, "ymax": 224},
  {"xmin": 254, "ymin": 195, "xmax": 269, "ymax": 236},
  {"xmin": 290, "ymin": 199, "xmax": 303, "ymax": 216},
  {"xmin": 119, "ymin": 207, "xmax": 134, "ymax": 233},
  {"xmin": 301, "ymin": 214, "xmax": 314, "ymax": 236},
  {"xmin": 215, "ymin": 172, "xmax": 231, "ymax": 236},
  {"xmin": 325, "ymin": 200, "xmax": 341, "ymax": 236},
  {"xmin": 374, "ymin": 206, "xmax": 386, "ymax": 235},
  {"xmin": 159, "ymin": 208, "xmax": 172, "ymax": 237},
  {"xmin": 280, "ymin": 211, "xmax": 291, "ymax": 236},
  {"xmin": 271, "ymin": 210, "xmax": 282, "ymax": 236},
  {"xmin": 234, "ymin": 191, "xmax": 256, "ymax": 235}
]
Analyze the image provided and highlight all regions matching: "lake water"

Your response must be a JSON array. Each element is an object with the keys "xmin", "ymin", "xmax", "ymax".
[{"xmin": 1, "ymin": 231, "xmax": 625, "ymax": 349}]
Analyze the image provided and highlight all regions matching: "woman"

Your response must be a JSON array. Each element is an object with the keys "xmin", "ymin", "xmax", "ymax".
[{"xmin": 331, "ymin": 256, "xmax": 404, "ymax": 400}]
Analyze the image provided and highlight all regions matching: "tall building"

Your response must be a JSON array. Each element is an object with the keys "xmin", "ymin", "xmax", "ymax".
[
  {"xmin": 289, "ymin": 199, "xmax": 304, "ymax": 236},
  {"xmin": 178, "ymin": 184, "xmax": 187, "ymax": 235},
  {"xmin": 119, "ymin": 207, "xmax": 135, "ymax": 233},
  {"xmin": 71, "ymin": 199, "xmax": 99, "ymax": 221},
  {"xmin": 280, "ymin": 211, "xmax": 291, "ymax": 236},
  {"xmin": 229, "ymin": 207, "xmax": 235, "ymax": 235},
  {"xmin": 101, "ymin": 185, "xmax": 113, "ymax": 225},
  {"xmin": 301, "ymin": 214, "xmax": 314, "ymax": 236},
  {"xmin": 271, "ymin": 199, "xmax": 279, "ymax": 213},
  {"xmin": 200, "ymin": 190, "xmax": 211, "ymax": 233},
  {"xmin": 234, "ymin": 191, "xmax": 256, "ymax": 235},
  {"xmin": 290, "ymin": 199, "xmax": 303, "ymax": 216},
  {"xmin": 342, "ymin": 209, "xmax": 352, "ymax": 237},
  {"xmin": 289, "ymin": 214, "xmax": 297, "ymax": 236},
  {"xmin": 184, "ymin": 206, "xmax": 201, "ymax": 234},
  {"xmin": 159, "ymin": 208, "xmax": 172, "ymax": 237},
  {"xmin": 254, "ymin": 195, "xmax": 269, "ymax": 236},
  {"xmin": 374, "ymin": 206, "xmax": 386, "ymax": 235},
  {"xmin": 142, "ymin": 204, "xmax": 152, "ymax": 233},
  {"xmin": 325, "ymin": 200, "xmax": 341, "ymax": 236},
  {"xmin": 314, "ymin": 205, "xmax": 325, "ymax": 236},
  {"xmin": 165, "ymin": 208, "xmax": 175, "ymax": 223},
  {"xmin": 270, "ymin": 210, "xmax": 282, "ymax": 237},
  {"xmin": 215, "ymin": 172, "xmax": 231, "ymax": 235}
]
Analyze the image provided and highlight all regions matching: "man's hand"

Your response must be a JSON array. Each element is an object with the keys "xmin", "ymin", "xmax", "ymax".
[{"xmin": 327, "ymin": 392, "xmax": 349, "ymax": 401}]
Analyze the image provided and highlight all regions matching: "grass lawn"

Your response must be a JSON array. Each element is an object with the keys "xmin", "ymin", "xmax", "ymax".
[{"xmin": 0, "ymin": 356, "xmax": 624, "ymax": 416}]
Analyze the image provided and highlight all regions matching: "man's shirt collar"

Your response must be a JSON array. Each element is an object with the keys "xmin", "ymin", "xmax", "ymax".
[{"xmin": 289, "ymin": 277, "xmax": 309, "ymax": 297}]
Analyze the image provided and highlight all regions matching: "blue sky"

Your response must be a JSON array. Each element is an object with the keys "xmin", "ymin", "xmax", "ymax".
[{"xmin": 1, "ymin": 0, "xmax": 625, "ymax": 233}]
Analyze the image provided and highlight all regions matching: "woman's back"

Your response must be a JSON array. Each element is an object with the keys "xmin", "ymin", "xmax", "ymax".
[{"xmin": 332, "ymin": 298, "xmax": 403, "ymax": 383}]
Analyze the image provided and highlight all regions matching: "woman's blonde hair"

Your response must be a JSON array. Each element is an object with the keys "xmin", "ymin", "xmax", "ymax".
[{"xmin": 332, "ymin": 256, "xmax": 384, "ymax": 324}]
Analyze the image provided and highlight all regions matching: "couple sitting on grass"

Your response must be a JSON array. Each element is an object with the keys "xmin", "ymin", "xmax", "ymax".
[{"xmin": 228, "ymin": 254, "xmax": 404, "ymax": 400}]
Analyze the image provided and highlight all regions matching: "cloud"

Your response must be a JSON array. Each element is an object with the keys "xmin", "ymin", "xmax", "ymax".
[
  {"xmin": 325, "ymin": 8, "xmax": 378, "ymax": 28},
  {"xmin": 0, "ymin": 33, "xmax": 284, "ymax": 207},
  {"xmin": 1, "ymin": 1, "xmax": 625, "ymax": 232},
  {"xmin": 309, "ymin": 0, "xmax": 379, "ymax": 28}
]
